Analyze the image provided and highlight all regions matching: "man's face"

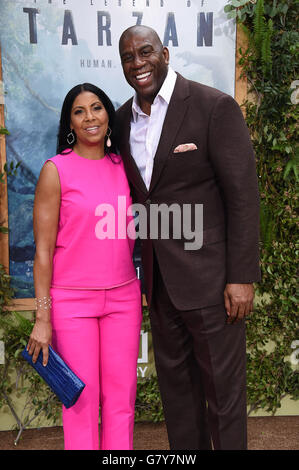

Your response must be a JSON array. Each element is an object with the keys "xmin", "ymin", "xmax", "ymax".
[{"xmin": 119, "ymin": 29, "xmax": 169, "ymax": 106}]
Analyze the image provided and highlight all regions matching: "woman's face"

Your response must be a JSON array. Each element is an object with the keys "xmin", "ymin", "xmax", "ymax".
[{"xmin": 70, "ymin": 91, "xmax": 109, "ymax": 150}]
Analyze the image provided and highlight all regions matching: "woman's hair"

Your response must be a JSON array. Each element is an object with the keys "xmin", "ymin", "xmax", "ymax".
[{"xmin": 57, "ymin": 83, "xmax": 118, "ymax": 157}]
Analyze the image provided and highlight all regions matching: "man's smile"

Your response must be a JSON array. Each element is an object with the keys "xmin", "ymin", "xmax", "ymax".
[{"xmin": 135, "ymin": 71, "xmax": 152, "ymax": 82}]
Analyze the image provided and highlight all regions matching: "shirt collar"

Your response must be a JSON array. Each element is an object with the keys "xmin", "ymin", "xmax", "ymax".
[{"xmin": 131, "ymin": 67, "xmax": 177, "ymax": 122}]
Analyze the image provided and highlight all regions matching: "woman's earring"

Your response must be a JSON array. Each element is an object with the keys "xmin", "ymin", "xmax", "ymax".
[
  {"xmin": 106, "ymin": 127, "xmax": 112, "ymax": 148},
  {"xmin": 67, "ymin": 130, "xmax": 75, "ymax": 145}
]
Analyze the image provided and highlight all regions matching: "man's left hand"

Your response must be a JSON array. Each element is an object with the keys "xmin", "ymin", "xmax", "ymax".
[{"xmin": 224, "ymin": 283, "xmax": 254, "ymax": 324}]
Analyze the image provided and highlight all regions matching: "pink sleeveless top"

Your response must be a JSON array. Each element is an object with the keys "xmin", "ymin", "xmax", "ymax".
[{"xmin": 46, "ymin": 151, "xmax": 136, "ymax": 289}]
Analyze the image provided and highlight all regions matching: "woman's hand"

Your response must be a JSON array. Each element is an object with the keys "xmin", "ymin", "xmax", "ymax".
[{"xmin": 27, "ymin": 318, "xmax": 52, "ymax": 366}]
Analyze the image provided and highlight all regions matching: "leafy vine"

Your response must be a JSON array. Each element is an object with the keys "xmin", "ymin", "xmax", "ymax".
[{"xmin": 226, "ymin": 0, "xmax": 298, "ymax": 414}]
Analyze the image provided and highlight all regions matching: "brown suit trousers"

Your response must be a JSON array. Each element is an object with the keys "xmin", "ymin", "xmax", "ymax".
[{"xmin": 150, "ymin": 252, "xmax": 247, "ymax": 449}]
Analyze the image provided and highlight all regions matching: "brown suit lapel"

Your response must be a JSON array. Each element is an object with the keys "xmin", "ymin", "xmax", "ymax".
[{"xmin": 149, "ymin": 74, "xmax": 190, "ymax": 194}]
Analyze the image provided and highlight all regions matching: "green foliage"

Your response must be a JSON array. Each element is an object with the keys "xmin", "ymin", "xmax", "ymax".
[
  {"xmin": 0, "ymin": 161, "xmax": 20, "ymax": 183},
  {"xmin": 135, "ymin": 375, "xmax": 164, "ymax": 423},
  {"xmin": 135, "ymin": 306, "xmax": 163, "ymax": 422},
  {"xmin": 226, "ymin": 0, "xmax": 299, "ymax": 414},
  {"xmin": 0, "ymin": 126, "xmax": 10, "ymax": 136},
  {"xmin": 260, "ymin": 17, "xmax": 273, "ymax": 75}
]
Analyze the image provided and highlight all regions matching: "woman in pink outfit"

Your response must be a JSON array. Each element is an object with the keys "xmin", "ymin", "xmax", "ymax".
[{"xmin": 27, "ymin": 83, "xmax": 142, "ymax": 450}]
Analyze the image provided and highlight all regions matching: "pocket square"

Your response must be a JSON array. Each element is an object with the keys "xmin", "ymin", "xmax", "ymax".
[{"xmin": 173, "ymin": 143, "xmax": 198, "ymax": 153}]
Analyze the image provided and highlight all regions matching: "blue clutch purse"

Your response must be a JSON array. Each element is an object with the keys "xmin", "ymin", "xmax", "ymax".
[{"xmin": 21, "ymin": 345, "xmax": 85, "ymax": 409}]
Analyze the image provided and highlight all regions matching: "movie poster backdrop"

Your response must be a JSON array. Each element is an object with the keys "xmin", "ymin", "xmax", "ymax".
[{"xmin": 0, "ymin": 0, "xmax": 236, "ymax": 298}]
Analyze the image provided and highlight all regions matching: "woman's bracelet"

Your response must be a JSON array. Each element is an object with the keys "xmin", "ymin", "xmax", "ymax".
[{"xmin": 35, "ymin": 296, "xmax": 52, "ymax": 310}]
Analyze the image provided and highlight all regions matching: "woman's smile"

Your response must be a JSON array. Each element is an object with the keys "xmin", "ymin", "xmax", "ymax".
[{"xmin": 85, "ymin": 125, "xmax": 100, "ymax": 134}]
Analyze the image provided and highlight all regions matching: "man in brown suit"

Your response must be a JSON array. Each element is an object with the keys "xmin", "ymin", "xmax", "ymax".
[{"xmin": 115, "ymin": 25, "xmax": 260, "ymax": 450}]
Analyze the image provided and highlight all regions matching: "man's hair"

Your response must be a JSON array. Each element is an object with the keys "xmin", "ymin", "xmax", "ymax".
[{"xmin": 119, "ymin": 25, "xmax": 163, "ymax": 51}]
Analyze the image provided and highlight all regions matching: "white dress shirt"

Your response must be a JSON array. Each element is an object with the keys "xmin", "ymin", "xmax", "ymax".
[{"xmin": 130, "ymin": 67, "xmax": 177, "ymax": 190}]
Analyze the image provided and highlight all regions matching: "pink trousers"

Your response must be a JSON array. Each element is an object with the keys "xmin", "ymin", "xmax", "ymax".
[{"xmin": 50, "ymin": 279, "xmax": 142, "ymax": 450}]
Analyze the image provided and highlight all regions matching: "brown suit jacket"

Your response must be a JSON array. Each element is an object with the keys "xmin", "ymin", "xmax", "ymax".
[{"xmin": 115, "ymin": 73, "xmax": 261, "ymax": 310}]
